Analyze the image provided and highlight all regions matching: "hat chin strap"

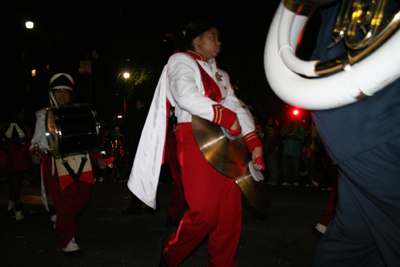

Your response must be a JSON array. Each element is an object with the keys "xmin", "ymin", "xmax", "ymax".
[{"xmin": 49, "ymin": 91, "xmax": 59, "ymax": 108}]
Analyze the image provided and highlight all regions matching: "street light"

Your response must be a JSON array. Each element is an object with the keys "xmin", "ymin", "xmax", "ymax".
[
  {"xmin": 116, "ymin": 71, "xmax": 130, "ymax": 93},
  {"xmin": 25, "ymin": 21, "xmax": 34, "ymax": 29},
  {"xmin": 25, "ymin": 20, "xmax": 50, "ymax": 43},
  {"xmin": 116, "ymin": 72, "xmax": 131, "ymax": 119},
  {"xmin": 24, "ymin": 20, "xmax": 51, "ymax": 69}
]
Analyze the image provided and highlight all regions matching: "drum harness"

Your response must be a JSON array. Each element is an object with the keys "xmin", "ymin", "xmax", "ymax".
[{"xmin": 60, "ymin": 154, "xmax": 89, "ymax": 183}]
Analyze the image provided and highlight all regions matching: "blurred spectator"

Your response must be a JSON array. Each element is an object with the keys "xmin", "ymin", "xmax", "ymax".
[
  {"xmin": 267, "ymin": 117, "xmax": 279, "ymax": 129},
  {"xmin": 255, "ymin": 124, "xmax": 264, "ymax": 141},
  {"xmin": 280, "ymin": 119, "xmax": 289, "ymax": 136},
  {"xmin": 301, "ymin": 121, "xmax": 319, "ymax": 186},
  {"xmin": 120, "ymin": 95, "xmax": 150, "ymax": 215},
  {"xmin": 263, "ymin": 125, "xmax": 280, "ymax": 185},
  {"xmin": 265, "ymin": 117, "xmax": 279, "ymax": 141},
  {"xmin": 281, "ymin": 118, "xmax": 304, "ymax": 186}
]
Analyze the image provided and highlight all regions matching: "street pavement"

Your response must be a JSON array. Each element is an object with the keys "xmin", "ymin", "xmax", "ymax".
[{"xmin": 1, "ymin": 178, "xmax": 330, "ymax": 267}]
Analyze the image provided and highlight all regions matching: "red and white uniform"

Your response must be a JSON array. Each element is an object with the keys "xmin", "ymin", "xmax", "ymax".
[
  {"xmin": 129, "ymin": 50, "xmax": 262, "ymax": 266},
  {"xmin": 31, "ymin": 109, "xmax": 101, "ymax": 248},
  {"xmin": 167, "ymin": 51, "xmax": 258, "ymax": 140}
]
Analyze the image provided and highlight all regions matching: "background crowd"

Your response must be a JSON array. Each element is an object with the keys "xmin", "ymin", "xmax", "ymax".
[{"xmin": 256, "ymin": 116, "xmax": 335, "ymax": 190}]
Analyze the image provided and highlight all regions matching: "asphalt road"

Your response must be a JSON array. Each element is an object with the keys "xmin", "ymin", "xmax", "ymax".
[{"xmin": 1, "ymin": 178, "xmax": 329, "ymax": 267}]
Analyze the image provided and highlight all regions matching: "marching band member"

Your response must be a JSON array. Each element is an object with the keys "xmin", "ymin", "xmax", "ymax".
[
  {"xmin": 31, "ymin": 73, "xmax": 106, "ymax": 257},
  {"xmin": 264, "ymin": 0, "xmax": 400, "ymax": 264},
  {"xmin": 0, "ymin": 105, "xmax": 32, "ymax": 221},
  {"xmin": 128, "ymin": 21, "xmax": 264, "ymax": 267},
  {"xmin": 306, "ymin": 2, "xmax": 400, "ymax": 266}
]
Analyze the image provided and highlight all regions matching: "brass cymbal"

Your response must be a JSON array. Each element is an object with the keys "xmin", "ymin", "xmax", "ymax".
[
  {"xmin": 235, "ymin": 162, "xmax": 269, "ymax": 213},
  {"xmin": 192, "ymin": 115, "xmax": 249, "ymax": 178},
  {"xmin": 192, "ymin": 115, "xmax": 268, "ymax": 213}
]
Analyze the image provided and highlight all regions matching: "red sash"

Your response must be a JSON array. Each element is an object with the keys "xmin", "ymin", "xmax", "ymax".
[{"xmin": 195, "ymin": 61, "xmax": 222, "ymax": 103}]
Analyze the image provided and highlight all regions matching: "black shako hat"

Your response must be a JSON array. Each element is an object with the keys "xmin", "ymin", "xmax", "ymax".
[
  {"xmin": 184, "ymin": 20, "xmax": 214, "ymax": 44},
  {"xmin": 49, "ymin": 73, "xmax": 74, "ymax": 91}
]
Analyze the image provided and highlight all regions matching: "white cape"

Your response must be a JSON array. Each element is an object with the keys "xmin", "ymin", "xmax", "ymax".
[{"xmin": 127, "ymin": 65, "xmax": 173, "ymax": 209}]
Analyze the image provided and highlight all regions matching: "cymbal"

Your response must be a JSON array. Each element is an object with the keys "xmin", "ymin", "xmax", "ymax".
[
  {"xmin": 192, "ymin": 115, "xmax": 268, "ymax": 213},
  {"xmin": 235, "ymin": 162, "xmax": 269, "ymax": 213},
  {"xmin": 192, "ymin": 115, "xmax": 249, "ymax": 178}
]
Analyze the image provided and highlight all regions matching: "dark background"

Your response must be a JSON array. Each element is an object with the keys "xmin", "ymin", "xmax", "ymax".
[{"xmin": 0, "ymin": 0, "xmax": 317, "ymax": 130}]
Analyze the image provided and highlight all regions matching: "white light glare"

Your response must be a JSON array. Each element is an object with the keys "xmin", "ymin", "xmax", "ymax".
[{"xmin": 25, "ymin": 21, "xmax": 34, "ymax": 29}]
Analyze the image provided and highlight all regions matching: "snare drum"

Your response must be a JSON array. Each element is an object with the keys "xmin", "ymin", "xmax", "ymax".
[{"xmin": 45, "ymin": 104, "xmax": 100, "ymax": 158}]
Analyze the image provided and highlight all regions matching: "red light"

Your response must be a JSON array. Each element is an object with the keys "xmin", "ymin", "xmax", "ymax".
[{"xmin": 293, "ymin": 110, "xmax": 299, "ymax": 115}]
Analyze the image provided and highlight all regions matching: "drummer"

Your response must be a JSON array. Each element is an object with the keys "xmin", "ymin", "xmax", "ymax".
[
  {"xmin": 129, "ymin": 21, "xmax": 264, "ymax": 266},
  {"xmin": 31, "ymin": 73, "xmax": 106, "ymax": 257}
]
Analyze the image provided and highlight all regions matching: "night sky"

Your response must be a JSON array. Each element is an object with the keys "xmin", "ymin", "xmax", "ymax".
[{"xmin": 1, "ymin": 0, "xmax": 311, "ymax": 129}]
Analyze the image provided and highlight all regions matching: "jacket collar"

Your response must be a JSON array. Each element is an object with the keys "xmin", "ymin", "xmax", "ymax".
[{"xmin": 185, "ymin": 50, "xmax": 206, "ymax": 62}]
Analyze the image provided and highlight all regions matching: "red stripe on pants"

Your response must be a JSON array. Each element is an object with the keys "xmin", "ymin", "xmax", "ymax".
[
  {"xmin": 42, "ymin": 153, "xmax": 91, "ymax": 248},
  {"xmin": 163, "ymin": 123, "xmax": 242, "ymax": 267}
]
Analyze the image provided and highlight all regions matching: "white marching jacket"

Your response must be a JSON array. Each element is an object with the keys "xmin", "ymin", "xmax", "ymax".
[{"xmin": 128, "ymin": 52, "xmax": 257, "ymax": 209}]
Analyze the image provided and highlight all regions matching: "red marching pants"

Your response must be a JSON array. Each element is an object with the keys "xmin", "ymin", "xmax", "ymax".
[
  {"xmin": 165, "ymin": 131, "xmax": 187, "ymax": 219},
  {"xmin": 163, "ymin": 123, "xmax": 242, "ymax": 267},
  {"xmin": 42, "ymin": 153, "xmax": 91, "ymax": 248}
]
